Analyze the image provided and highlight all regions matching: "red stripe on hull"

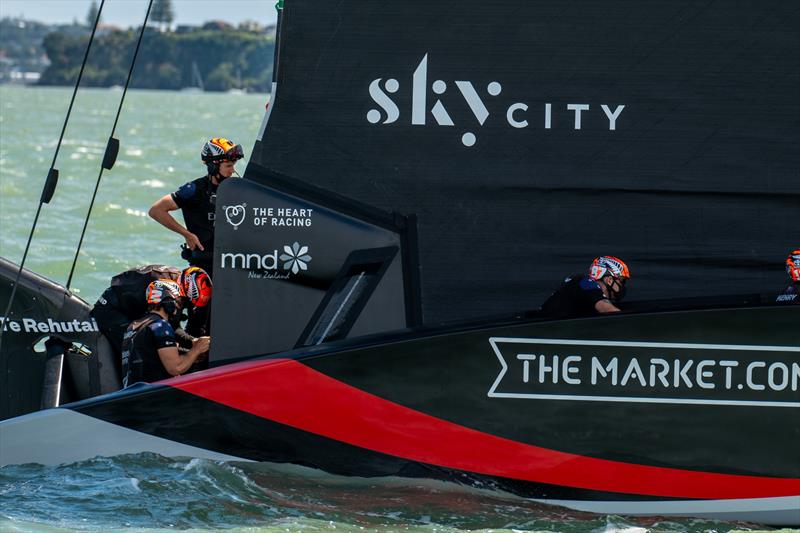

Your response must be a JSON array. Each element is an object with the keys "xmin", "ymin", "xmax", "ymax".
[{"xmin": 168, "ymin": 358, "xmax": 800, "ymax": 499}]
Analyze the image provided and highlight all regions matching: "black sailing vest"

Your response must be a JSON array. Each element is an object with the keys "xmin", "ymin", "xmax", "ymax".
[{"xmin": 121, "ymin": 313, "xmax": 174, "ymax": 387}]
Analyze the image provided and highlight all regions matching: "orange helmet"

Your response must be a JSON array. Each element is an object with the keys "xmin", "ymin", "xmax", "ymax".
[
  {"xmin": 201, "ymin": 138, "xmax": 244, "ymax": 164},
  {"xmin": 589, "ymin": 256, "xmax": 631, "ymax": 281},
  {"xmin": 787, "ymin": 249, "xmax": 800, "ymax": 282},
  {"xmin": 180, "ymin": 266, "xmax": 212, "ymax": 307},
  {"xmin": 145, "ymin": 279, "xmax": 183, "ymax": 306}
]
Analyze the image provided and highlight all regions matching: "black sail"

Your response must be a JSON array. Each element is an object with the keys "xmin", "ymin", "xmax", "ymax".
[
  {"xmin": 0, "ymin": 6, "xmax": 798, "ymax": 523},
  {"xmin": 247, "ymin": 0, "xmax": 800, "ymax": 324}
]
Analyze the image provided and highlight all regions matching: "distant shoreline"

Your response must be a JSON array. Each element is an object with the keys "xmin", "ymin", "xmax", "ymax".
[
  {"xmin": 1, "ymin": 18, "xmax": 275, "ymax": 92},
  {"xmin": 0, "ymin": 84, "xmax": 271, "ymax": 96}
]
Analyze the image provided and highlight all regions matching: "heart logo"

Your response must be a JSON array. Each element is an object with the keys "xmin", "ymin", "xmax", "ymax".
[{"xmin": 223, "ymin": 203, "xmax": 247, "ymax": 229}]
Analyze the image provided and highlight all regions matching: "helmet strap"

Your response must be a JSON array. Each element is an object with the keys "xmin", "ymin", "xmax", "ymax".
[
  {"xmin": 160, "ymin": 298, "xmax": 183, "ymax": 327},
  {"xmin": 606, "ymin": 277, "xmax": 626, "ymax": 302},
  {"xmin": 206, "ymin": 162, "xmax": 219, "ymax": 178},
  {"xmin": 161, "ymin": 298, "xmax": 177, "ymax": 317}
]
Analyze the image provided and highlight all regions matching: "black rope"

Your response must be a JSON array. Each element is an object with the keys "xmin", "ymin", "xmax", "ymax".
[
  {"xmin": 0, "ymin": 1, "xmax": 107, "ymax": 357},
  {"xmin": 66, "ymin": 0, "xmax": 155, "ymax": 289}
]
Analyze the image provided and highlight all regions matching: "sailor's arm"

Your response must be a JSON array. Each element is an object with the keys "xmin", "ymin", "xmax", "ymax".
[
  {"xmin": 173, "ymin": 326, "xmax": 196, "ymax": 351},
  {"xmin": 595, "ymin": 299, "xmax": 621, "ymax": 313},
  {"xmin": 157, "ymin": 336, "xmax": 211, "ymax": 376},
  {"xmin": 148, "ymin": 194, "xmax": 204, "ymax": 251}
]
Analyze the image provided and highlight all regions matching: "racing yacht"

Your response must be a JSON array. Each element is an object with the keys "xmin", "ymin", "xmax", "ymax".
[{"xmin": 1, "ymin": 0, "xmax": 798, "ymax": 525}]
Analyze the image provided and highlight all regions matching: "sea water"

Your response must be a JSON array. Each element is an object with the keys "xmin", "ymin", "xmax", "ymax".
[
  {"xmin": 0, "ymin": 454, "xmax": 786, "ymax": 533},
  {"xmin": 0, "ymin": 86, "xmax": 792, "ymax": 533}
]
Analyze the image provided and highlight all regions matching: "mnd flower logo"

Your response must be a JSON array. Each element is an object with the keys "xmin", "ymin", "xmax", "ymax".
[
  {"xmin": 280, "ymin": 242, "xmax": 312, "ymax": 274},
  {"xmin": 220, "ymin": 241, "xmax": 312, "ymax": 276}
]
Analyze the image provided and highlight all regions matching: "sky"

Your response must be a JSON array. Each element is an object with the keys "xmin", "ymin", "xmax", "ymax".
[{"xmin": 0, "ymin": 0, "xmax": 278, "ymax": 27}]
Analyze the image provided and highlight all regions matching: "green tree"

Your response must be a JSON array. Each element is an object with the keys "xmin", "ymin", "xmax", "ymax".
[
  {"xmin": 151, "ymin": 0, "xmax": 174, "ymax": 32},
  {"xmin": 38, "ymin": 27, "xmax": 275, "ymax": 92},
  {"xmin": 39, "ymin": 32, "xmax": 86, "ymax": 86},
  {"xmin": 206, "ymin": 62, "xmax": 237, "ymax": 91},
  {"xmin": 86, "ymin": 1, "xmax": 101, "ymax": 27}
]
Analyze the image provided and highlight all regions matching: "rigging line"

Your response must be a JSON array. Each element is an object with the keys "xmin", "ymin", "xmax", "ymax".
[
  {"xmin": 0, "ymin": 0, "xmax": 107, "ymax": 356},
  {"xmin": 66, "ymin": 0, "xmax": 155, "ymax": 289}
]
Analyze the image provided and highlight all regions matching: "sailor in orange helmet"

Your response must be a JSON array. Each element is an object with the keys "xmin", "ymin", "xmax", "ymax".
[
  {"xmin": 149, "ymin": 138, "xmax": 244, "ymax": 277},
  {"xmin": 776, "ymin": 249, "xmax": 800, "ymax": 303},
  {"xmin": 121, "ymin": 280, "xmax": 210, "ymax": 388},
  {"xmin": 91, "ymin": 265, "xmax": 212, "ymax": 362},
  {"xmin": 540, "ymin": 256, "xmax": 631, "ymax": 318}
]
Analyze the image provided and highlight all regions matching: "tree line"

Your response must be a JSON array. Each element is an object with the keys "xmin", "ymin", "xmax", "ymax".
[
  {"xmin": 86, "ymin": 0, "xmax": 175, "ymax": 32},
  {"xmin": 38, "ymin": 27, "xmax": 275, "ymax": 92}
]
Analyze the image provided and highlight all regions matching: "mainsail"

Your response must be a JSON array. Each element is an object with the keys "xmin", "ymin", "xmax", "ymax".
[{"xmin": 248, "ymin": 0, "xmax": 800, "ymax": 324}]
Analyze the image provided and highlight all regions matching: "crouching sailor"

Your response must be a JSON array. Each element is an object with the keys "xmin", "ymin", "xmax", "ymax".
[
  {"xmin": 540, "ymin": 256, "xmax": 631, "ymax": 318},
  {"xmin": 91, "ymin": 264, "xmax": 212, "ymax": 358},
  {"xmin": 777, "ymin": 248, "xmax": 800, "ymax": 303},
  {"xmin": 121, "ymin": 279, "xmax": 210, "ymax": 388}
]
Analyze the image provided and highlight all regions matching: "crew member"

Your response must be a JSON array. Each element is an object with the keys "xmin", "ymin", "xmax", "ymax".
[
  {"xmin": 121, "ymin": 279, "xmax": 210, "ymax": 388},
  {"xmin": 148, "ymin": 138, "xmax": 245, "ymax": 277},
  {"xmin": 540, "ymin": 256, "xmax": 631, "ymax": 318},
  {"xmin": 91, "ymin": 265, "xmax": 212, "ymax": 359},
  {"xmin": 777, "ymin": 249, "xmax": 800, "ymax": 303}
]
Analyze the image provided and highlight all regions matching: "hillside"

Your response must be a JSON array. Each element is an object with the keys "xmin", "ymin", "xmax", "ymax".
[{"xmin": 1, "ymin": 18, "xmax": 275, "ymax": 92}]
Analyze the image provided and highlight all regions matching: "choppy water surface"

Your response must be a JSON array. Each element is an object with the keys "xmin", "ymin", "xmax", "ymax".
[
  {"xmin": 0, "ymin": 87, "xmax": 795, "ymax": 532},
  {"xmin": 0, "ymin": 454, "xmax": 788, "ymax": 533}
]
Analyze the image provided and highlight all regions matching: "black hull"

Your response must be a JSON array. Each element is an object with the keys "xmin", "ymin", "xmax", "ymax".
[
  {"xmin": 2, "ymin": 0, "xmax": 799, "ymax": 525},
  {"xmin": 3, "ymin": 305, "xmax": 798, "ymax": 524}
]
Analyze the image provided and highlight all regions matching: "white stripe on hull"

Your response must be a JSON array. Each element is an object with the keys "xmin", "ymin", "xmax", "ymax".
[
  {"xmin": 534, "ymin": 496, "xmax": 800, "ymax": 526},
  {"xmin": 0, "ymin": 408, "xmax": 248, "ymax": 466},
  {"xmin": 2, "ymin": 409, "xmax": 796, "ymax": 526}
]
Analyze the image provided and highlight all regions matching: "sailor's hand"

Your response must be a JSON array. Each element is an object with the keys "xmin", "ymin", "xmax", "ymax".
[
  {"xmin": 193, "ymin": 336, "xmax": 211, "ymax": 353},
  {"xmin": 184, "ymin": 232, "xmax": 204, "ymax": 251}
]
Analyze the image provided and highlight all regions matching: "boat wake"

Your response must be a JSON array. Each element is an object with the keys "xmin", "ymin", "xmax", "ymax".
[{"xmin": 0, "ymin": 453, "xmax": 779, "ymax": 533}]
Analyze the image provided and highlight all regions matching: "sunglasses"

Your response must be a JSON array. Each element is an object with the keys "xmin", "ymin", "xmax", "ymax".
[{"xmin": 226, "ymin": 145, "xmax": 244, "ymax": 161}]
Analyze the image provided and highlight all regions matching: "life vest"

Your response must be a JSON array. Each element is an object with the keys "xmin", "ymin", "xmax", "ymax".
[{"xmin": 121, "ymin": 313, "xmax": 175, "ymax": 387}]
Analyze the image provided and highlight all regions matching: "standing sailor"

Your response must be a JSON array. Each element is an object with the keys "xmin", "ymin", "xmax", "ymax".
[
  {"xmin": 540, "ymin": 256, "xmax": 631, "ymax": 318},
  {"xmin": 121, "ymin": 280, "xmax": 210, "ymax": 388},
  {"xmin": 148, "ymin": 138, "xmax": 245, "ymax": 277}
]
